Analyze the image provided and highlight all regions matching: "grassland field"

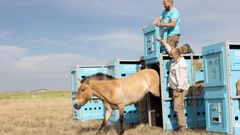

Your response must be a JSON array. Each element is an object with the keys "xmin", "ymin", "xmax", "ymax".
[{"xmin": 0, "ymin": 90, "xmax": 222, "ymax": 135}]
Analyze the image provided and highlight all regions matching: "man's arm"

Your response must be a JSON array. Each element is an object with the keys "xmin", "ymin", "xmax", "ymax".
[
  {"xmin": 156, "ymin": 36, "xmax": 172, "ymax": 53},
  {"xmin": 157, "ymin": 19, "xmax": 177, "ymax": 27},
  {"xmin": 152, "ymin": 17, "xmax": 163, "ymax": 25}
]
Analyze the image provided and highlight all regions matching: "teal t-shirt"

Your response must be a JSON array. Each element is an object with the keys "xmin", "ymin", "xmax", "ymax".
[{"xmin": 161, "ymin": 7, "xmax": 180, "ymax": 36}]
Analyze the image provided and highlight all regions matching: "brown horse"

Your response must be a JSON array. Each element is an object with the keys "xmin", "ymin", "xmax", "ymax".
[
  {"xmin": 187, "ymin": 80, "xmax": 204, "ymax": 97},
  {"xmin": 237, "ymin": 80, "xmax": 240, "ymax": 96},
  {"xmin": 74, "ymin": 69, "xmax": 160, "ymax": 135}
]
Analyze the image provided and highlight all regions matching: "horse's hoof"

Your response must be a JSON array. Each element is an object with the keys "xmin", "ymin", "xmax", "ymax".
[
  {"xmin": 118, "ymin": 130, "xmax": 124, "ymax": 135},
  {"xmin": 95, "ymin": 131, "xmax": 101, "ymax": 135}
]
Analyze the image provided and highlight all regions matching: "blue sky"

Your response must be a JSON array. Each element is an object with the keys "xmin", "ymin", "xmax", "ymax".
[{"xmin": 0, "ymin": 0, "xmax": 239, "ymax": 91}]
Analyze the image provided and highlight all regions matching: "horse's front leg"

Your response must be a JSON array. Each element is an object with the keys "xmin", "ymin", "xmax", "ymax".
[
  {"xmin": 118, "ymin": 104, "xmax": 125, "ymax": 135},
  {"xmin": 97, "ymin": 102, "xmax": 113, "ymax": 134}
]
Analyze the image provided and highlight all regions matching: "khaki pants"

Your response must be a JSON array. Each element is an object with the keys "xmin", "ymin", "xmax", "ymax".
[
  {"xmin": 167, "ymin": 35, "xmax": 192, "ymax": 54},
  {"xmin": 173, "ymin": 89, "xmax": 188, "ymax": 128}
]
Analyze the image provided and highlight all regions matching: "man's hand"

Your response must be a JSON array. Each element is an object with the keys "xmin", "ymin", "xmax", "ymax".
[
  {"xmin": 156, "ymin": 36, "xmax": 164, "ymax": 45},
  {"xmin": 152, "ymin": 17, "xmax": 163, "ymax": 26},
  {"xmin": 157, "ymin": 22, "xmax": 164, "ymax": 27}
]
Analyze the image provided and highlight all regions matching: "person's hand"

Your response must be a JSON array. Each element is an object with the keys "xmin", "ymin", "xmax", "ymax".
[
  {"xmin": 173, "ymin": 90, "xmax": 180, "ymax": 98},
  {"xmin": 156, "ymin": 36, "xmax": 164, "ymax": 45},
  {"xmin": 152, "ymin": 20, "xmax": 157, "ymax": 25},
  {"xmin": 158, "ymin": 22, "xmax": 164, "ymax": 27}
]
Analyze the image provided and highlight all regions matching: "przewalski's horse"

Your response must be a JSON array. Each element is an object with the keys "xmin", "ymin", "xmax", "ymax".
[
  {"xmin": 74, "ymin": 69, "xmax": 160, "ymax": 135},
  {"xmin": 237, "ymin": 80, "xmax": 240, "ymax": 96}
]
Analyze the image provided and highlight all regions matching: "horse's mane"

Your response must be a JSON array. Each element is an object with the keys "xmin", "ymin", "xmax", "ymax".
[{"xmin": 80, "ymin": 73, "xmax": 115, "ymax": 83}]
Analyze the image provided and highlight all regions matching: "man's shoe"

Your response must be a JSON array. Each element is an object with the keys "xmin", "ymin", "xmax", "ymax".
[{"xmin": 178, "ymin": 126, "xmax": 187, "ymax": 132}]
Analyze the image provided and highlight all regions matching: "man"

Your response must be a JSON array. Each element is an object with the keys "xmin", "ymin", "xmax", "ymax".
[
  {"xmin": 157, "ymin": 36, "xmax": 190, "ymax": 131},
  {"xmin": 153, "ymin": 0, "xmax": 193, "ymax": 54},
  {"xmin": 169, "ymin": 48, "xmax": 190, "ymax": 131}
]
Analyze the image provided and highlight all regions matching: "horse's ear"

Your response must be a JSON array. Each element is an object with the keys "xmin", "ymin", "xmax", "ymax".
[{"xmin": 85, "ymin": 79, "xmax": 90, "ymax": 84}]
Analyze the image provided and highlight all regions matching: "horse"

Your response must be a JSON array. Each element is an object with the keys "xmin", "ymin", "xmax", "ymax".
[
  {"xmin": 74, "ymin": 69, "xmax": 160, "ymax": 135},
  {"xmin": 237, "ymin": 80, "xmax": 240, "ymax": 96},
  {"xmin": 187, "ymin": 80, "xmax": 204, "ymax": 97}
]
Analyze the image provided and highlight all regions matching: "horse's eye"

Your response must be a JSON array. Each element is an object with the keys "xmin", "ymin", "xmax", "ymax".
[{"xmin": 81, "ymin": 89, "xmax": 85, "ymax": 92}]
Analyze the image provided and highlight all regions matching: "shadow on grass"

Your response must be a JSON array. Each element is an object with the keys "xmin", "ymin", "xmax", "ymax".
[{"xmin": 77, "ymin": 125, "xmax": 118, "ymax": 135}]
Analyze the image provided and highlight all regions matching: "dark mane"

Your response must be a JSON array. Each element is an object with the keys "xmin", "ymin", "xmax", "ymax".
[{"xmin": 80, "ymin": 73, "xmax": 115, "ymax": 83}]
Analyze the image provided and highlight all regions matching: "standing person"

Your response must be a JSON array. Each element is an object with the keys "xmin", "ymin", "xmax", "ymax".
[
  {"xmin": 169, "ymin": 48, "xmax": 190, "ymax": 131},
  {"xmin": 153, "ymin": 0, "xmax": 193, "ymax": 54},
  {"xmin": 157, "ymin": 37, "xmax": 190, "ymax": 131}
]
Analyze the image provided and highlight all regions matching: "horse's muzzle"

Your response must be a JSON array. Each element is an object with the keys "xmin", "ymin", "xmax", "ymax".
[{"xmin": 74, "ymin": 103, "xmax": 81, "ymax": 110}]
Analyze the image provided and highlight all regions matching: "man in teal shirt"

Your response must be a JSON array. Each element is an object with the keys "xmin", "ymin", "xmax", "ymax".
[{"xmin": 153, "ymin": 0, "xmax": 193, "ymax": 54}]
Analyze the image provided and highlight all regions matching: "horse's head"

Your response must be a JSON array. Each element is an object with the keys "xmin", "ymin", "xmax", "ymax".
[
  {"xmin": 74, "ymin": 73, "xmax": 115, "ymax": 110},
  {"xmin": 74, "ymin": 79, "xmax": 94, "ymax": 110}
]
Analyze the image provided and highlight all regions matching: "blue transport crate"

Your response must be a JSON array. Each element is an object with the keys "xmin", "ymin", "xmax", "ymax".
[
  {"xmin": 71, "ymin": 60, "xmax": 141, "ymax": 124},
  {"xmin": 71, "ymin": 65, "xmax": 108, "ymax": 93},
  {"xmin": 106, "ymin": 58, "xmax": 141, "ymax": 78},
  {"xmin": 71, "ymin": 65, "xmax": 107, "ymax": 120},
  {"xmin": 72, "ymin": 97, "xmax": 104, "ymax": 121},
  {"xmin": 202, "ymin": 41, "xmax": 240, "ymax": 134},
  {"xmin": 143, "ymin": 24, "xmax": 168, "ymax": 65},
  {"xmin": 146, "ymin": 54, "xmax": 205, "ymax": 130}
]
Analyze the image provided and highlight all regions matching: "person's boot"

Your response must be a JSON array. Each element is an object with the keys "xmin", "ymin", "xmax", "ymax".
[{"xmin": 178, "ymin": 126, "xmax": 187, "ymax": 132}]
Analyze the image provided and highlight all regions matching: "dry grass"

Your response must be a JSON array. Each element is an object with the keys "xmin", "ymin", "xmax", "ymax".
[{"xmin": 0, "ymin": 91, "xmax": 221, "ymax": 135}]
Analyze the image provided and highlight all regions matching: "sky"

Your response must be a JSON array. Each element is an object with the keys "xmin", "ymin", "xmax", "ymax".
[{"xmin": 0, "ymin": 0, "xmax": 240, "ymax": 91}]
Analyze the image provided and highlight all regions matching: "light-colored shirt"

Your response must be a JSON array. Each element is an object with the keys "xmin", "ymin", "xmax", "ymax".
[
  {"xmin": 168, "ymin": 57, "xmax": 190, "ymax": 91},
  {"xmin": 161, "ymin": 7, "xmax": 180, "ymax": 36}
]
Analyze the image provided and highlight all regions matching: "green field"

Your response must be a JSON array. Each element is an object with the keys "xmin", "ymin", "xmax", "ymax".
[{"xmin": 0, "ymin": 90, "xmax": 221, "ymax": 135}]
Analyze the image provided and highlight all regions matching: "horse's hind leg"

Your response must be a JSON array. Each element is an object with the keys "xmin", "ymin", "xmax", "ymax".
[
  {"xmin": 118, "ymin": 104, "xmax": 125, "ymax": 135},
  {"xmin": 97, "ymin": 102, "xmax": 113, "ymax": 134}
]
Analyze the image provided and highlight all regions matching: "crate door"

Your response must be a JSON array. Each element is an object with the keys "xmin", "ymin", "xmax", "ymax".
[{"xmin": 202, "ymin": 42, "xmax": 230, "ymax": 133}]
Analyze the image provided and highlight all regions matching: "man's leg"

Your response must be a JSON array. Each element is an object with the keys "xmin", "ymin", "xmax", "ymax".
[{"xmin": 173, "ymin": 90, "xmax": 186, "ymax": 130}]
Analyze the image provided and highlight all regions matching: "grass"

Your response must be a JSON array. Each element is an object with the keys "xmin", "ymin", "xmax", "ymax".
[{"xmin": 0, "ymin": 90, "xmax": 222, "ymax": 135}]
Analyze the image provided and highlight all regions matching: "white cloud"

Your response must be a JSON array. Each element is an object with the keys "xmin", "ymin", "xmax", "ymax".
[
  {"xmin": 51, "ymin": 0, "xmax": 159, "ymax": 18},
  {"xmin": 0, "ymin": 45, "xmax": 28, "ymax": 57},
  {"xmin": 75, "ymin": 31, "xmax": 143, "ymax": 52},
  {"xmin": 0, "ymin": 45, "xmax": 104, "ymax": 91}
]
